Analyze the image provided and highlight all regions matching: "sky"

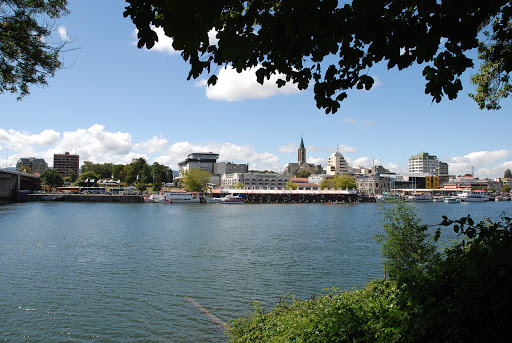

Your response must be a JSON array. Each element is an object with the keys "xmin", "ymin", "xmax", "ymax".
[{"xmin": 1, "ymin": 0, "xmax": 511, "ymax": 179}]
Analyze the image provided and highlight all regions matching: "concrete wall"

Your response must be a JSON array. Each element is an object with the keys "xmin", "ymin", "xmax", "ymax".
[{"xmin": 0, "ymin": 172, "xmax": 18, "ymax": 201}]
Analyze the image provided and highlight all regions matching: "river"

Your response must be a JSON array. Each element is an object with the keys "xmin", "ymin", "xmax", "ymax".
[{"xmin": 0, "ymin": 201, "xmax": 510, "ymax": 342}]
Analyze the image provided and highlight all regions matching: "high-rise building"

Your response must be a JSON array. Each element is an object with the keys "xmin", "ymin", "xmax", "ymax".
[
  {"xmin": 438, "ymin": 162, "xmax": 449, "ymax": 176},
  {"xmin": 408, "ymin": 152, "xmax": 439, "ymax": 174},
  {"xmin": 16, "ymin": 157, "xmax": 48, "ymax": 174},
  {"xmin": 326, "ymin": 150, "xmax": 350, "ymax": 175},
  {"xmin": 53, "ymin": 152, "xmax": 79, "ymax": 178}
]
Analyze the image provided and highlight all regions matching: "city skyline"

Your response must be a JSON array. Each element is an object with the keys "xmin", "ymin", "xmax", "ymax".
[{"xmin": 1, "ymin": 1, "xmax": 511, "ymax": 179}]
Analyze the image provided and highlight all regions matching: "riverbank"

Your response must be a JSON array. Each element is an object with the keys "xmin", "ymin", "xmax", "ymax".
[{"xmin": 21, "ymin": 194, "xmax": 144, "ymax": 203}]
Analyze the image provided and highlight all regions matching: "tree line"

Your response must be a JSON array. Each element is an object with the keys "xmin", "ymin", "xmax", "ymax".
[{"xmin": 39, "ymin": 158, "xmax": 173, "ymax": 192}]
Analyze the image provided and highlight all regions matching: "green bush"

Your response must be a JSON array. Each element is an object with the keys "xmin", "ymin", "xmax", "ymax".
[
  {"xmin": 228, "ymin": 206, "xmax": 512, "ymax": 342},
  {"xmin": 230, "ymin": 281, "xmax": 407, "ymax": 342}
]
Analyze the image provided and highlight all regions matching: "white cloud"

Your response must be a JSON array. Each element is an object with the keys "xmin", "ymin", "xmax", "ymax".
[
  {"xmin": 336, "ymin": 144, "xmax": 357, "ymax": 154},
  {"xmin": 347, "ymin": 156, "xmax": 382, "ymax": 168},
  {"xmin": 308, "ymin": 156, "xmax": 326, "ymax": 166},
  {"xmin": 196, "ymin": 65, "xmax": 302, "ymax": 102},
  {"xmin": 447, "ymin": 150, "xmax": 510, "ymax": 178},
  {"xmin": 155, "ymin": 141, "xmax": 281, "ymax": 171},
  {"xmin": 132, "ymin": 26, "xmax": 219, "ymax": 56},
  {"xmin": 58, "ymin": 26, "xmax": 70, "ymax": 41},
  {"xmin": 134, "ymin": 135, "xmax": 169, "ymax": 154},
  {"xmin": 278, "ymin": 143, "xmax": 297, "ymax": 154}
]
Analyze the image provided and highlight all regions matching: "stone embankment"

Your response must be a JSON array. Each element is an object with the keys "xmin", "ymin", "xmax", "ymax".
[{"xmin": 23, "ymin": 194, "xmax": 144, "ymax": 203}]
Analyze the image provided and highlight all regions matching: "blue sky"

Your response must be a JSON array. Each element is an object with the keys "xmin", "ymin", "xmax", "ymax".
[{"xmin": 1, "ymin": 0, "xmax": 511, "ymax": 178}]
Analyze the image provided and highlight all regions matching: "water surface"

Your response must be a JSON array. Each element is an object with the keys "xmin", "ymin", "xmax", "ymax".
[{"xmin": 0, "ymin": 201, "xmax": 509, "ymax": 342}]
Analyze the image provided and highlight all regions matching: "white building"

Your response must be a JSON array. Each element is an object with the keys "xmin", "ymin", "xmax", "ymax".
[
  {"xmin": 408, "ymin": 152, "xmax": 439, "ymax": 174},
  {"xmin": 326, "ymin": 151, "xmax": 350, "ymax": 176},
  {"xmin": 221, "ymin": 172, "xmax": 290, "ymax": 190}
]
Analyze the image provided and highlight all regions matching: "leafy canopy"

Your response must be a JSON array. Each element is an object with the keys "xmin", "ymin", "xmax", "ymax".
[
  {"xmin": 40, "ymin": 168, "xmax": 63, "ymax": 191},
  {"xmin": 0, "ymin": 0, "xmax": 70, "ymax": 99},
  {"xmin": 182, "ymin": 168, "xmax": 211, "ymax": 192},
  {"xmin": 124, "ymin": 0, "xmax": 511, "ymax": 114}
]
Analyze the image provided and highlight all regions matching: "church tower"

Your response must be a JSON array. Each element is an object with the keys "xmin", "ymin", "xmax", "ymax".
[{"xmin": 298, "ymin": 136, "xmax": 306, "ymax": 165}]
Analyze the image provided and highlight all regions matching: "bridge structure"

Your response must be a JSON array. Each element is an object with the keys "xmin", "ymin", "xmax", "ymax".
[{"xmin": 0, "ymin": 169, "xmax": 40, "ymax": 202}]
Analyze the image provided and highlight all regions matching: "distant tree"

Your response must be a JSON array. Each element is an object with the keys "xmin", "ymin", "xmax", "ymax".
[
  {"xmin": 140, "ymin": 164, "xmax": 152, "ymax": 184},
  {"xmin": 319, "ymin": 179, "xmax": 329, "ymax": 190},
  {"xmin": 295, "ymin": 170, "xmax": 312, "ymax": 178},
  {"xmin": 81, "ymin": 161, "xmax": 114, "ymax": 178},
  {"xmin": 502, "ymin": 184, "xmax": 511, "ymax": 193},
  {"xmin": 112, "ymin": 164, "xmax": 124, "ymax": 180},
  {"xmin": 0, "ymin": 0, "xmax": 70, "ymax": 99},
  {"xmin": 334, "ymin": 174, "xmax": 357, "ymax": 190},
  {"xmin": 285, "ymin": 180, "xmax": 298, "ymax": 190},
  {"xmin": 135, "ymin": 182, "xmax": 147, "ymax": 193},
  {"xmin": 19, "ymin": 165, "xmax": 33, "ymax": 174},
  {"xmin": 153, "ymin": 175, "xmax": 162, "ymax": 192},
  {"xmin": 504, "ymin": 169, "xmax": 512, "ymax": 178},
  {"xmin": 75, "ymin": 171, "xmax": 100, "ymax": 187},
  {"xmin": 68, "ymin": 169, "xmax": 77, "ymax": 182},
  {"xmin": 233, "ymin": 182, "xmax": 245, "ymax": 189},
  {"xmin": 40, "ymin": 169, "xmax": 63, "ymax": 191},
  {"xmin": 182, "ymin": 169, "xmax": 211, "ymax": 192}
]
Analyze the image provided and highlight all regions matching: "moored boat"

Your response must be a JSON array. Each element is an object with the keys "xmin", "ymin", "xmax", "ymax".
[
  {"xmin": 375, "ymin": 193, "xmax": 401, "ymax": 202},
  {"xmin": 444, "ymin": 197, "xmax": 461, "ymax": 204},
  {"xmin": 405, "ymin": 193, "xmax": 433, "ymax": 202},
  {"xmin": 162, "ymin": 191, "xmax": 201, "ymax": 203},
  {"xmin": 457, "ymin": 190, "xmax": 489, "ymax": 202},
  {"xmin": 206, "ymin": 194, "xmax": 244, "ymax": 204},
  {"xmin": 144, "ymin": 193, "xmax": 166, "ymax": 203}
]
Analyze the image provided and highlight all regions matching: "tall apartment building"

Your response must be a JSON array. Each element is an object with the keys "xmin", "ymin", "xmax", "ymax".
[
  {"xmin": 53, "ymin": 152, "xmax": 79, "ymax": 177},
  {"xmin": 326, "ymin": 151, "xmax": 350, "ymax": 175},
  {"xmin": 16, "ymin": 157, "xmax": 48, "ymax": 174},
  {"xmin": 408, "ymin": 152, "xmax": 439, "ymax": 174}
]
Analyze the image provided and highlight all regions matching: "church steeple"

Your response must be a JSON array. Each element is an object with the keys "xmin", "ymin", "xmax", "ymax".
[{"xmin": 298, "ymin": 135, "xmax": 306, "ymax": 165}]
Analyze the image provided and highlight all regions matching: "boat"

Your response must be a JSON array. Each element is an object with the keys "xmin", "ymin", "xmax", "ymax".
[
  {"xmin": 444, "ymin": 197, "xmax": 461, "ymax": 204},
  {"xmin": 144, "ymin": 193, "xmax": 167, "ymax": 203},
  {"xmin": 433, "ymin": 196, "xmax": 446, "ymax": 202},
  {"xmin": 457, "ymin": 190, "xmax": 489, "ymax": 202},
  {"xmin": 405, "ymin": 193, "xmax": 433, "ymax": 202},
  {"xmin": 495, "ymin": 195, "xmax": 508, "ymax": 201},
  {"xmin": 206, "ymin": 194, "xmax": 244, "ymax": 204},
  {"xmin": 162, "ymin": 191, "xmax": 201, "ymax": 203},
  {"xmin": 375, "ymin": 193, "xmax": 401, "ymax": 202}
]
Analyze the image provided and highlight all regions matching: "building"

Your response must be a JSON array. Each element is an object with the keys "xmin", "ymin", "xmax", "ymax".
[
  {"xmin": 214, "ymin": 162, "xmax": 249, "ymax": 175},
  {"xmin": 284, "ymin": 137, "xmax": 323, "ymax": 176},
  {"xmin": 326, "ymin": 149, "xmax": 350, "ymax": 176},
  {"xmin": 53, "ymin": 152, "xmax": 79, "ymax": 178},
  {"xmin": 178, "ymin": 152, "xmax": 219, "ymax": 177},
  {"xmin": 408, "ymin": 152, "xmax": 439, "ymax": 174},
  {"xmin": 289, "ymin": 178, "xmax": 319, "ymax": 190},
  {"xmin": 221, "ymin": 172, "xmax": 290, "ymax": 190},
  {"xmin": 438, "ymin": 162, "xmax": 449, "ymax": 176},
  {"xmin": 408, "ymin": 152, "xmax": 449, "ymax": 176},
  {"xmin": 355, "ymin": 174, "xmax": 394, "ymax": 194},
  {"xmin": 16, "ymin": 157, "xmax": 48, "ymax": 174}
]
